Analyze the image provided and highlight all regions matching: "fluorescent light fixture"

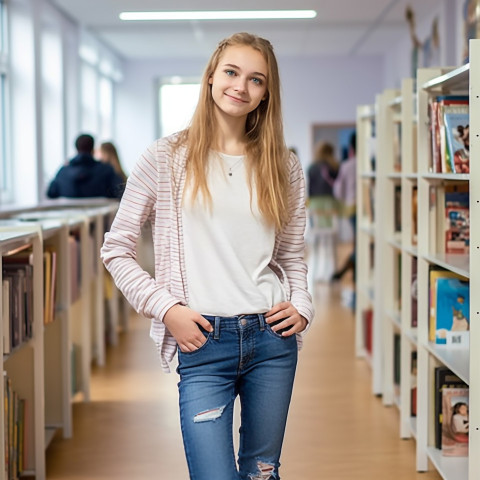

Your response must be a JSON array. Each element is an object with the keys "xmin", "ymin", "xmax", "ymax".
[{"xmin": 119, "ymin": 10, "xmax": 317, "ymax": 21}]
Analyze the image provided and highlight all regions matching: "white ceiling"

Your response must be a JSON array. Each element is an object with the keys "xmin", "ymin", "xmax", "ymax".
[{"xmin": 49, "ymin": 0, "xmax": 440, "ymax": 60}]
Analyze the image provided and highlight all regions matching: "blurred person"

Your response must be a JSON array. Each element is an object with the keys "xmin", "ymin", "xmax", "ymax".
[
  {"xmin": 307, "ymin": 141, "xmax": 339, "ymax": 228},
  {"xmin": 98, "ymin": 141, "xmax": 128, "ymax": 183},
  {"xmin": 331, "ymin": 132, "xmax": 357, "ymax": 284},
  {"xmin": 47, "ymin": 134, "xmax": 124, "ymax": 199}
]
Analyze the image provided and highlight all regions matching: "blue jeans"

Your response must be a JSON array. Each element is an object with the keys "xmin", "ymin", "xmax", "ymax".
[{"xmin": 176, "ymin": 313, "xmax": 298, "ymax": 480}]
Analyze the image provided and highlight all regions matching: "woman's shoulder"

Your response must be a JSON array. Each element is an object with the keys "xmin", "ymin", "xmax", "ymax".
[
  {"xmin": 140, "ymin": 132, "xmax": 187, "ymax": 168},
  {"xmin": 149, "ymin": 132, "xmax": 184, "ymax": 154}
]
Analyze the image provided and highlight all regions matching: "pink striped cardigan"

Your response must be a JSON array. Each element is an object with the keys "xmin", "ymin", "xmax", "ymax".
[{"xmin": 101, "ymin": 135, "xmax": 314, "ymax": 372}]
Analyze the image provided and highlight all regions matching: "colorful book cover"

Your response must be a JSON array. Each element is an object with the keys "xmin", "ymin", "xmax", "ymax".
[
  {"xmin": 429, "ymin": 269, "xmax": 465, "ymax": 342},
  {"xmin": 443, "ymin": 107, "xmax": 469, "ymax": 173},
  {"xmin": 445, "ymin": 196, "xmax": 469, "ymax": 254},
  {"xmin": 434, "ymin": 366, "xmax": 468, "ymax": 449},
  {"xmin": 430, "ymin": 96, "xmax": 468, "ymax": 173},
  {"xmin": 441, "ymin": 387, "xmax": 469, "ymax": 456},
  {"xmin": 434, "ymin": 277, "xmax": 469, "ymax": 345}
]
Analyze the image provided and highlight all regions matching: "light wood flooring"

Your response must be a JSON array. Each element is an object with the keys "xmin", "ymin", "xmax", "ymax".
[{"xmin": 46, "ymin": 259, "xmax": 442, "ymax": 479}]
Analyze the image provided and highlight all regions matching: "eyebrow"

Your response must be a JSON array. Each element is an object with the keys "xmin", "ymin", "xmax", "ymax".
[{"xmin": 222, "ymin": 63, "xmax": 267, "ymax": 79}]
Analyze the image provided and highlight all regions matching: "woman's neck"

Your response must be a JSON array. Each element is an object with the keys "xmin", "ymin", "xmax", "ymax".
[{"xmin": 213, "ymin": 110, "xmax": 247, "ymax": 155}]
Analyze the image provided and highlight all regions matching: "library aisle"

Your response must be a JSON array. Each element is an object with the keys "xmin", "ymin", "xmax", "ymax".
[{"xmin": 45, "ymin": 260, "xmax": 441, "ymax": 479}]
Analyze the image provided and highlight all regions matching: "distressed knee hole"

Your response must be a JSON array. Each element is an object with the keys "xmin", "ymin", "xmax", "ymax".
[
  {"xmin": 193, "ymin": 405, "xmax": 226, "ymax": 423},
  {"xmin": 248, "ymin": 461, "xmax": 275, "ymax": 479}
]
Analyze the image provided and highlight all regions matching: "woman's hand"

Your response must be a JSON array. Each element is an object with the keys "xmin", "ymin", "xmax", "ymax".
[
  {"xmin": 163, "ymin": 304, "xmax": 213, "ymax": 352},
  {"xmin": 265, "ymin": 301, "xmax": 308, "ymax": 336}
]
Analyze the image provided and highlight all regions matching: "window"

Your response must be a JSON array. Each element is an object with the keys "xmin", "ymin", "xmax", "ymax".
[
  {"xmin": 79, "ymin": 39, "xmax": 121, "ymax": 145},
  {"xmin": 41, "ymin": 25, "xmax": 64, "ymax": 191},
  {"xmin": 80, "ymin": 62, "xmax": 99, "ymax": 134},
  {"xmin": 0, "ymin": 0, "xmax": 10, "ymax": 203},
  {"xmin": 99, "ymin": 76, "xmax": 113, "ymax": 141},
  {"xmin": 158, "ymin": 78, "xmax": 200, "ymax": 137}
]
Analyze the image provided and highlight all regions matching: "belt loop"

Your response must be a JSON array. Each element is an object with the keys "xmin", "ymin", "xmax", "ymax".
[
  {"xmin": 214, "ymin": 317, "xmax": 220, "ymax": 339},
  {"xmin": 259, "ymin": 314, "xmax": 265, "ymax": 331}
]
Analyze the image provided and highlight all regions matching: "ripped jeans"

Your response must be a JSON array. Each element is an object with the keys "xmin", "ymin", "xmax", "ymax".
[{"xmin": 177, "ymin": 313, "xmax": 298, "ymax": 480}]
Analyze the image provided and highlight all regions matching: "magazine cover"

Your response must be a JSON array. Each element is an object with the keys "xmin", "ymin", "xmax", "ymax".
[
  {"xmin": 434, "ymin": 277, "xmax": 469, "ymax": 344},
  {"xmin": 444, "ymin": 109, "xmax": 469, "ymax": 173},
  {"xmin": 441, "ymin": 387, "xmax": 469, "ymax": 456}
]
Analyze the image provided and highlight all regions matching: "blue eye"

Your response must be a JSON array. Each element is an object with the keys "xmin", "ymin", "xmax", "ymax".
[
  {"xmin": 225, "ymin": 70, "xmax": 236, "ymax": 76},
  {"xmin": 251, "ymin": 77, "xmax": 262, "ymax": 85}
]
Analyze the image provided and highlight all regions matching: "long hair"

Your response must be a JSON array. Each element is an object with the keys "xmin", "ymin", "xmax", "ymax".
[
  {"xmin": 100, "ymin": 142, "xmax": 128, "ymax": 182},
  {"xmin": 172, "ymin": 32, "xmax": 290, "ymax": 231}
]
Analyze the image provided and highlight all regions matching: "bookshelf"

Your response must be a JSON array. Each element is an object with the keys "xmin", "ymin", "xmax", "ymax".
[
  {"xmin": 0, "ymin": 224, "xmax": 45, "ymax": 479},
  {"xmin": 415, "ymin": 43, "xmax": 478, "ymax": 477},
  {"xmin": 357, "ymin": 39, "xmax": 480, "ymax": 479},
  {"xmin": 0, "ymin": 202, "xmax": 120, "ymax": 480},
  {"xmin": 376, "ymin": 78, "xmax": 419, "ymax": 447},
  {"xmin": 355, "ymin": 101, "xmax": 381, "ymax": 392}
]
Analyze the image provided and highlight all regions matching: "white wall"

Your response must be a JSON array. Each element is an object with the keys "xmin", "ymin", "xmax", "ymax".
[{"xmin": 116, "ymin": 54, "xmax": 384, "ymax": 173}]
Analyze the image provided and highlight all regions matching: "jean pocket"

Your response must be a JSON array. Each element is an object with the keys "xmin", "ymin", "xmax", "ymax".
[
  {"xmin": 266, "ymin": 319, "xmax": 294, "ymax": 340},
  {"xmin": 178, "ymin": 330, "xmax": 212, "ymax": 355}
]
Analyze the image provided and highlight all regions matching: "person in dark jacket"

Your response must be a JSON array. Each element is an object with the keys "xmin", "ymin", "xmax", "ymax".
[{"xmin": 47, "ymin": 134, "xmax": 124, "ymax": 199}]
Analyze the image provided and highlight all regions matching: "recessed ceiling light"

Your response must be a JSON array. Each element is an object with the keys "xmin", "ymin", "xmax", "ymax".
[{"xmin": 119, "ymin": 10, "xmax": 317, "ymax": 21}]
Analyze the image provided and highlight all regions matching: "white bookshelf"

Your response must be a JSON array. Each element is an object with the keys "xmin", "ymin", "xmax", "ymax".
[
  {"xmin": 355, "ymin": 103, "xmax": 380, "ymax": 393},
  {"xmin": 415, "ymin": 42, "xmax": 479, "ymax": 478},
  {"xmin": 0, "ymin": 201, "xmax": 121, "ymax": 480},
  {"xmin": 0, "ymin": 224, "xmax": 45, "ymax": 479},
  {"xmin": 356, "ymin": 39, "xmax": 480, "ymax": 479},
  {"xmin": 376, "ymin": 78, "xmax": 420, "ymax": 446}
]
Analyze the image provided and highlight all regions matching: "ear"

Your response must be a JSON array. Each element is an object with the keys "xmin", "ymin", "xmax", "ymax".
[{"xmin": 208, "ymin": 76, "xmax": 213, "ymax": 85}]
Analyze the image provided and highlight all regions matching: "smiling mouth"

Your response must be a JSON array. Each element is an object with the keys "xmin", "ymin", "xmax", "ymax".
[{"xmin": 226, "ymin": 94, "xmax": 247, "ymax": 103}]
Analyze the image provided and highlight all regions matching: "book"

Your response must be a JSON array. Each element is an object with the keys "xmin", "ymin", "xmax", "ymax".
[
  {"xmin": 441, "ymin": 387, "xmax": 469, "ymax": 456},
  {"xmin": 2, "ymin": 278, "xmax": 11, "ymax": 354},
  {"xmin": 428, "ymin": 95, "xmax": 468, "ymax": 173},
  {"xmin": 363, "ymin": 308, "xmax": 373, "ymax": 355},
  {"xmin": 394, "ymin": 185, "xmax": 401, "ymax": 232},
  {"xmin": 393, "ymin": 333, "xmax": 401, "ymax": 389},
  {"xmin": 443, "ymin": 106, "xmax": 469, "ymax": 173},
  {"xmin": 410, "ymin": 351, "xmax": 417, "ymax": 417},
  {"xmin": 428, "ymin": 268, "xmax": 466, "ymax": 342},
  {"xmin": 411, "ymin": 186, "xmax": 418, "ymax": 245},
  {"xmin": 434, "ymin": 277, "xmax": 469, "ymax": 345},
  {"xmin": 410, "ymin": 257, "xmax": 418, "ymax": 328},
  {"xmin": 434, "ymin": 366, "xmax": 468, "ymax": 449},
  {"xmin": 444, "ymin": 188, "xmax": 469, "ymax": 254}
]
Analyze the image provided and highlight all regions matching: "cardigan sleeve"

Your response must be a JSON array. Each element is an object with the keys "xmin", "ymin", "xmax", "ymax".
[
  {"xmin": 275, "ymin": 153, "xmax": 315, "ymax": 325},
  {"xmin": 100, "ymin": 140, "xmax": 181, "ymax": 323}
]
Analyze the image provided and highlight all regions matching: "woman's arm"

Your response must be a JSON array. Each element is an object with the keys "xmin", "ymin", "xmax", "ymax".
[
  {"xmin": 100, "ymin": 141, "xmax": 181, "ymax": 322},
  {"xmin": 273, "ymin": 154, "xmax": 315, "ymax": 326}
]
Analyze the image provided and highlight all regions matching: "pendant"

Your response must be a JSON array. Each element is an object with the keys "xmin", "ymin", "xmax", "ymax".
[{"xmin": 228, "ymin": 172, "xmax": 232, "ymax": 176}]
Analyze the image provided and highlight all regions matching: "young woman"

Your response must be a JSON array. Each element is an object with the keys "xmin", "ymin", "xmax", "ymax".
[{"xmin": 101, "ymin": 32, "xmax": 314, "ymax": 480}]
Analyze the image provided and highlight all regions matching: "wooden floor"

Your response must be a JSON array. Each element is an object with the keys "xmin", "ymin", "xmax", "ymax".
[{"xmin": 46, "ymin": 259, "xmax": 442, "ymax": 479}]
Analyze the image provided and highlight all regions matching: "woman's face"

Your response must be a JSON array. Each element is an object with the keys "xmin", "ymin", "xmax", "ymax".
[{"xmin": 208, "ymin": 45, "xmax": 268, "ymax": 122}]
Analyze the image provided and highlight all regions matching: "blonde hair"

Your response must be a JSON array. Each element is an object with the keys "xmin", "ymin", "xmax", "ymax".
[{"xmin": 172, "ymin": 32, "xmax": 290, "ymax": 230}]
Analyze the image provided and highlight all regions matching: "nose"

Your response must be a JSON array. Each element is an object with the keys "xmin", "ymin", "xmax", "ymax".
[{"xmin": 233, "ymin": 77, "xmax": 247, "ymax": 92}]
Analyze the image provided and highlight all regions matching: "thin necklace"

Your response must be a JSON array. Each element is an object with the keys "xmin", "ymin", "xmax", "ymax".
[{"xmin": 227, "ymin": 157, "xmax": 244, "ymax": 176}]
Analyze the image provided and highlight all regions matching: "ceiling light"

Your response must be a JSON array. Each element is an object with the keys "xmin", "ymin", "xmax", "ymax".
[{"xmin": 119, "ymin": 10, "xmax": 317, "ymax": 21}]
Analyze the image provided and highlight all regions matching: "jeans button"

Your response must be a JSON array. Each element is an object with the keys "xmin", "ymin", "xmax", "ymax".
[{"xmin": 240, "ymin": 319, "xmax": 247, "ymax": 326}]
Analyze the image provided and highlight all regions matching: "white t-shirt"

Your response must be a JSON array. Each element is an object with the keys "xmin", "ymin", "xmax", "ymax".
[{"xmin": 182, "ymin": 152, "xmax": 286, "ymax": 316}]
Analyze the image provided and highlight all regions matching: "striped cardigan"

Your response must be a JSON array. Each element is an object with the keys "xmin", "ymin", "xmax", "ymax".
[{"xmin": 100, "ymin": 134, "xmax": 314, "ymax": 372}]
